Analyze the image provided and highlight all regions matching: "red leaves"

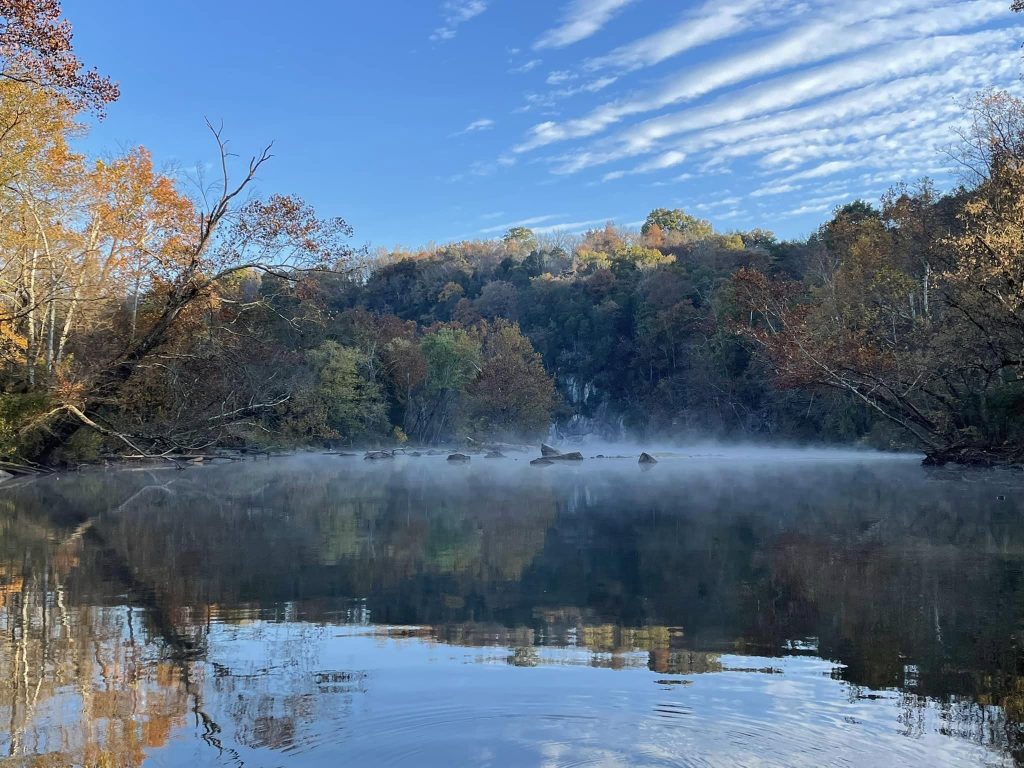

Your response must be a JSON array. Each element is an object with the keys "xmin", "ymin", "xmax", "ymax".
[
  {"xmin": 0, "ymin": 0, "xmax": 119, "ymax": 114},
  {"xmin": 230, "ymin": 194, "xmax": 354, "ymax": 269}
]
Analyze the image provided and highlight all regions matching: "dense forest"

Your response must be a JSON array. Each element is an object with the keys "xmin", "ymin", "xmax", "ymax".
[{"xmin": 1, "ymin": 0, "xmax": 1023, "ymax": 466}]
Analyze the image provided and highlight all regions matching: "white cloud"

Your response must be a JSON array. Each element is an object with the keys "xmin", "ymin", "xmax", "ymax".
[
  {"xmin": 479, "ymin": 214, "xmax": 566, "ymax": 234},
  {"xmin": 432, "ymin": 0, "xmax": 488, "ymax": 40},
  {"xmin": 751, "ymin": 183, "xmax": 801, "ymax": 197},
  {"xmin": 785, "ymin": 160, "xmax": 858, "ymax": 181},
  {"xmin": 546, "ymin": 27, "xmax": 1021, "ymax": 172},
  {"xmin": 546, "ymin": 70, "xmax": 577, "ymax": 85},
  {"xmin": 455, "ymin": 118, "xmax": 496, "ymax": 135},
  {"xmin": 519, "ymin": 76, "xmax": 620, "ymax": 114},
  {"xmin": 585, "ymin": 0, "xmax": 771, "ymax": 73},
  {"xmin": 535, "ymin": 0, "xmax": 637, "ymax": 50},
  {"xmin": 517, "ymin": 1, "xmax": 1013, "ymax": 153},
  {"xmin": 532, "ymin": 217, "xmax": 615, "ymax": 234},
  {"xmin": 603, "ymin": 150, "xmax": 688, "ymax": 181},
  {"xmin": 511, "ymin": 58, "xmax": 543, "ymax": 73}
]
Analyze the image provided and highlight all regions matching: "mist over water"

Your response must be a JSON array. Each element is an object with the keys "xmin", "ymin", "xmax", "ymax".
[{"xmin": 2, "ymin": 449, "xmax": 1022, "ymax": 766}]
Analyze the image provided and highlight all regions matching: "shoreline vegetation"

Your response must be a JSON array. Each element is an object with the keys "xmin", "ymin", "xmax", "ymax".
[{"xmin": 1, "ymin": 3, "xmax": 1024, "ymax": 470}]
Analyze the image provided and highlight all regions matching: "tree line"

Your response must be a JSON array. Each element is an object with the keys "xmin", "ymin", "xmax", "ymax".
[{"xmin": 0, "ymin": 1, "xmax": 1022, "ymax": 465}]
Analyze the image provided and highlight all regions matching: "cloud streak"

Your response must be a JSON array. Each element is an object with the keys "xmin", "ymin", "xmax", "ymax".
[
  {"xmin": 535, "ymin": 0, "xmax": 637, "ymax": 49},
  {"xmin": 432, "ymin": 0, "xmax": 488, "ymax": 41},
  {"xmin": 454, "ymin": 118, "xmax": 496, "ymax": 135},
  {"xmin": 517, "ymin": 1, "xmax": 1011, "ymax": 153}
]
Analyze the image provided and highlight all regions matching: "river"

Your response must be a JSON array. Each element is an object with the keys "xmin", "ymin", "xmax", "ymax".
[{"xmin": 1, "ymin": 449, "xmax": 1022, "ymax": 766}]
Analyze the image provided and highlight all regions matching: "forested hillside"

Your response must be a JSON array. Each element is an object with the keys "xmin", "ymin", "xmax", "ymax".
[{"xmin": 1, "ymin": 1, "xmax": 1023, "ymax": 466}]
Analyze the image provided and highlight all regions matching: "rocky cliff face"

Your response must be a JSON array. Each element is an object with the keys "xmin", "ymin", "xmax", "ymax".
[{"xmin": 553, "ymin": 375, "xmax": 626, "ymax": 441}]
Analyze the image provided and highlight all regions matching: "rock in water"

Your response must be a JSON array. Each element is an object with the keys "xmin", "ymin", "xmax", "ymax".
[
  {"xmin": 485, "ymin": 450, "xmax": 505, "ymax": 458},
  {"xmin": 548, "ymin": 451, "xmax": 584, "ymax": 461},
  {"xmin": 447, "ymin": 453, "xmax": 471, "ymax": 462},
  {"xmin": 540, "ymin": 443, "xmax": 561, "ymax": 457},
  {"xmin": 530, "ymin": 458, "xmax": 554, "ymax": 466},
  {"xmin": 364, "ymin": 451, "xmax": 393, "ymax": 460},
  {"xmin": 638, "ymin": 452, "xmax": 658, "ymax": 464}
]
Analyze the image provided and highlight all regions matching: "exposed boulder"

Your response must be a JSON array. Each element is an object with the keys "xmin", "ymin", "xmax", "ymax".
[
  {"xmin": 540, "ymin": 443, "xmax": 561, "ymax": 457},
  {"xmin": 364, "ymin": 451, "xmax": 393, "ymax": 460},
  {"xmin": 638, "ymin": 452, "xmax": 658, "ymax": 465},
  {"xmin": 447, "ymin": 453, "xmax": 471, "ymax": 462},
  {"xmin": 548, "ymin": 451, "xmax": 584, "ymax": 461},
  {"xmin": 530, "ymin": 458, "xmax": 554, "ymax": 466},
  {"xmin": 485, "ymin": 450, "xmax": 505, "ymax": 458}
]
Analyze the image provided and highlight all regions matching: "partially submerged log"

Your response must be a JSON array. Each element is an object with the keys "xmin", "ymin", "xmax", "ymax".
[{"xmin": 923, "ymin": 445, "xmax": 1024, "ymax": 468}]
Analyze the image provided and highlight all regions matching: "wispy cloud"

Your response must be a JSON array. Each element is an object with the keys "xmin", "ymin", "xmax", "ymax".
[
  {"xmin": 518, "ymin": 2, "xmax": 1012, "ymax": 153},
  {"xmin": 602, "ymin": 150, "xmax": 687, "ymax": 181},
  {"xmin": 532, "ymin": 217, "xmax": 614, "ymax": 234},
  {"xmin": 751, "ymin": 183, "xmax": 802, "ymax": 198},
  {"xmin": 511, "ymin": 58, "xmax": 543, "ymax": 73},
  {"xmin": 546, "ymin": 70, "xmax": 577, "ymax": 85},
  {"xmin": 535, "ymin": 0, "xmax": 637, "ymax": 50},
  {"xmin": 432, "ymin": 0, "xmax": 488, "ymax": 41},
  {"xmin": 545, "ymin": 26, "xmax": 1020, "ymax": 173},
  {"xmin": 454, "ymin": 118, "xmax": 496, "ymax": 135},
  {"xmin": 585, "ymin": 0, "xmax": 770, "ymax": 72},
  {"xmin": 785, "ymin": 160, "xmax": 858, "ymax": 181},
  {"xmin": 479, "ymin": 214, "xmax": 567, "ymax": 234}
]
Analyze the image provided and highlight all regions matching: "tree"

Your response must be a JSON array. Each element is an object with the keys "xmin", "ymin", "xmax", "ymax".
[
  {"xmin": 466, "ymin": 322, "xmax": 557, "ymax": 438},
  {"xmin": 475, "ymin": 279, "xmax": 519, "ymax": 320},
  {"xmin": 287, "ymin": 341, "xmax": 387, "ymax": 444},
  {"xmin": 641, "ymin": 208, "xmax": 714, "ymax": 241},
  {"xmin": 502, "ymin": 226, "xmax": 537, "ymax": 253},
  {"xmin": 406, "ymin": 327, "xmax": 480, "ymax": 443},
  {"xmin": 26, "ymin": 123, "xmax": 356, "ymax": 462},
  {"xmin": 0, "ymin": 0, "xmax": 118, "ymax": 113}
]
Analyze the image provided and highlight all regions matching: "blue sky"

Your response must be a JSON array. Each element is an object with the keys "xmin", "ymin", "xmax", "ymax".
[{"xmin": 64, "ymin": 0, "xmax": 1024, "ymax": 249}]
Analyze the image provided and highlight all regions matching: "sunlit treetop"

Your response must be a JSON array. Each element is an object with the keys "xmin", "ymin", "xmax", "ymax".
[{"xmin": 0, "ymin": 0, "xmax": 118, "ymax": 114}]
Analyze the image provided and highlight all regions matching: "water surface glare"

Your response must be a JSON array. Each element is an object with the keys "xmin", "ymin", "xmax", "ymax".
[{"xmin": 2, "ymin": 450, "xmax": 1022, "ymax": 766}]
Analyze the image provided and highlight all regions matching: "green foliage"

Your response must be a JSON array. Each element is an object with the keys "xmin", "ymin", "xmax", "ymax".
[
  {"xmin": 54, "ymin": 427, "xmax": 105, "ymax": 464},
  {"xmin": 421, "ymin": 329, "xmax": 481, "ymax": 393},
  {"xmin": 0, "ymin": 392, "xmax": 51, "ymax": 459},
  {"xmin": 613, "ymin": 244, "xmax": 675, "ymax": 269},
  {"xmin": 283, "ymin": 341, "xmax": 387, "ymax": 444},
  {"xmin": 502, "ymin": 226, "xmax": 537, "ymax": 252},
  {"xmin": 641, "ymin": 208, "xmax": 714, "ymax": 240}
]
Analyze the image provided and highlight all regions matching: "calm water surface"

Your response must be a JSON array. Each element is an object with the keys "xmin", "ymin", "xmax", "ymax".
[{"xmin": 2, "ymin": 450, "xmax": 1023, "ymax": 767}]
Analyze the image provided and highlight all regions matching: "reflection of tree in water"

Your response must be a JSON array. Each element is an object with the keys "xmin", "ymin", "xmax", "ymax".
[
  {"xmin": 0, "ymin": 503, "xmax": 193, "ymax": 766},
  {"xmin": 3, "ymin": 457, "xmax": 1024, "ymax": 761}
]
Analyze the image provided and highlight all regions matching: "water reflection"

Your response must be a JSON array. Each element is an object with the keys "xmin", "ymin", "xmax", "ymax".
[{"xmin": 1, "ymin": 452, "xmax": 1023, "ymax": 765}]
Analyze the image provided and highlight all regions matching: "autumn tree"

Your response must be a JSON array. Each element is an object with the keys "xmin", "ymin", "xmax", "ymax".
[
  {"xmin": 405, "ymin": 327, "xmax": 480, "ymax": 443},
  {"xmin": 18, "ymin": 123, "xmax": 356, "ymax": 462},
  {"xmin": 466, "ymin": 321, "xmax": 557, "ymax": 439},
  {"xmin": 502, "ymin": 226, "xmax": 537, "ymax": 253},
  {"xmin": 0, "ymin": 0, "xmax": 118, "ymax": 112},
  {"xmin": 641, "ymin": 208, "xmax": 714, "ymax": 243}
]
